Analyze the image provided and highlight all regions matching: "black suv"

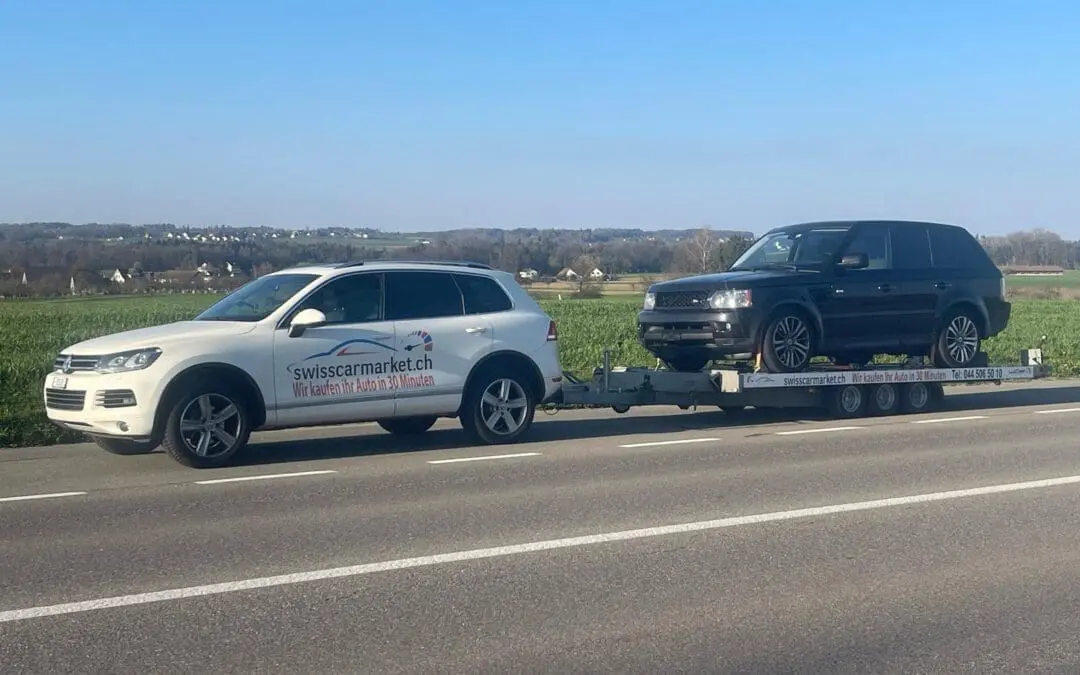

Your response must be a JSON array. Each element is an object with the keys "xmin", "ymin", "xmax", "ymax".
[{"xmin": 638, "ymin": 220, "xmax": 1011, "ymax": 373}]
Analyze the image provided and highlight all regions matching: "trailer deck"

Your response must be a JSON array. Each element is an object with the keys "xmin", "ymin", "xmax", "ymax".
[{"xmin": 557, "ymin": 347, "xmax": 1050, "ymax": 419}]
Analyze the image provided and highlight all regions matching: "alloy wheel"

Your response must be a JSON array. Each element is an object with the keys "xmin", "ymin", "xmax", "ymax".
[
  {"xmin": 480, "ymin": 379, "xmax": 529, "ymax": 436},
  {"xmin": 179, "ymin": 393, "xmax": 243, "ymax": 458},
  {"xmin": 944, "ymin": 315, "xmax": 979, "ymax": 364},
  {"xmin": 771, "ymin": 316, "xmax": 811, "ymax": 369}
]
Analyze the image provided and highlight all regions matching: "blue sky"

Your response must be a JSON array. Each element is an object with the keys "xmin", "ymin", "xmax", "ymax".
[{"xmin": 2, "ymin": 0, "xmax": 1078, "ymax": 236}]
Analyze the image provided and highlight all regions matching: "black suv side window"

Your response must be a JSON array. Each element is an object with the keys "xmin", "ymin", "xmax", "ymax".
[
  {"xmin": 928, "ymin": 226, "xmax": 994, "ymax": 271},
  {"xmin": 890, "ymin": 224, "xmax": 933, "ymax": 270},
  {"xmin": 842, "ymin": 224, "xmax": 891, "ymax": 269},
  {"xmin": 297, "ymin": 273, "xmax": 382, "ymax": 324},
  {"xmin": 385, "ymin": 271, "xmax": 465, "ymax": 320},
  {"xmin": 454, "ymin": 273, "xmax": 513, "ymax": 314}
]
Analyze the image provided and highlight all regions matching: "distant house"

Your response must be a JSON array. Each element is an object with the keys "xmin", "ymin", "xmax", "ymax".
[
  {"xmin": 556, "ymin": 267, "xmax": 579, "ymax": 280},
  {"xmin": 518, "ymin": 268, "xmax": 539, "ymax": 280},
  {"xmin": 1001, "ymin": 265, "xmax": 1065, "ymax": 276},
  {"xmin": 588, "ymin": 267, "xmax": 605, "ymax": 280},
  {"xmin": 99, "ymin": 268, "xmax": 127, "ymax": 284}
]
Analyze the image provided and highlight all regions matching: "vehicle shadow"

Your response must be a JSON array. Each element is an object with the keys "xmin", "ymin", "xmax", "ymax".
[
  {"xmin": 941, "ymin": 384, "xmax": 1080, "ymax": 411},
  {"xmin": 237, "ymin": 384, "xmax": 1080, "ymax": 467}
]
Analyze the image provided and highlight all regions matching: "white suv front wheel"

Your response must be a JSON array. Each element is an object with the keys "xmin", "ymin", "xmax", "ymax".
[
  {"xmin": 161, "ymin": 383, "xmax": 252, "ymax": 468},
  {"xmin": 461, "ymin": 371, "xmax": 536, "ymax": 445}
]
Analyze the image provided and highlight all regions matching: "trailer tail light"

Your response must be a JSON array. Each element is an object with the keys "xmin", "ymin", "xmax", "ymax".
[{"xmin": 546, "ymin": 320, "xmax": 558, "ymax": 341}]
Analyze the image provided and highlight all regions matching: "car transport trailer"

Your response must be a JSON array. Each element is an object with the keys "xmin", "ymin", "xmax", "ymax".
[{"xmin": 555, "ymin": 346, "xmax": 1051, "ymax": 419}]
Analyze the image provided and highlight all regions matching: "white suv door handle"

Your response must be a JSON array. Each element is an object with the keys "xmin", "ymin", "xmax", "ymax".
[{"xmin": 465, "ymin": 327, "xmax": 489, "ymax": 334}]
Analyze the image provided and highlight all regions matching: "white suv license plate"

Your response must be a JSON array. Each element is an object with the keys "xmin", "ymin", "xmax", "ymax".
[{"xmin": 50, "ymin": 375, "xmax": 69, "ymax": 390}]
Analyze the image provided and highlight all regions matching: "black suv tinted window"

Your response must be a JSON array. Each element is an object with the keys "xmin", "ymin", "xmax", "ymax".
[
  {"xmin": 386, "ymin": 271, "xmax": 464, "ymax": 320},
  {"xmin": 929, "ymin": 226, "xmax": 993, "ymax": 270},
  {"xmin": 843, "ymin": 223, "xmax": 891, "ymax": 269},
  {"xmin": 454, "ymin": 274, "xmax": 512, "ymax": 314},
  {"xmin": 297, "ymin": 273, "xmax": 382, "ymax": 324},
  {"xmin": 890, "ymin": 224, "xmax": 933, "ymax": 270}
]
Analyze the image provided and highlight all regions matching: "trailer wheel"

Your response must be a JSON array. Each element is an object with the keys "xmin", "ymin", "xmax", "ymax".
[
  {"xmin": 901, "ymin": 382, "xmax": 944, "ymax": 413},
  {"xmin": 718, "ymin": 405, "xmax": 746, "ymax": 415},
  {"xmin": 827, "ymin": 384, "xmax": 866, "ymax": 418},
  {"xmin": 867, "ymin": 383, "xmax": 900, "ymax": 416},
  {"xmin": 612, "ymin": 404, "xmax": 631, "ymax": 414}
]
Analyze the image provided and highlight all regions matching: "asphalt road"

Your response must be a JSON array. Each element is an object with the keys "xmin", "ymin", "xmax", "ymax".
[{"xmin": 4, "ymin": 380, "xmax": 1080, "ymax": 673}]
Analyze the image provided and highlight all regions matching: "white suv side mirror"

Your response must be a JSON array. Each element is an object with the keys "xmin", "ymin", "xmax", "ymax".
[{"xmin": 288, "ymin": 308, "xmax": 327, "ymax": 338}]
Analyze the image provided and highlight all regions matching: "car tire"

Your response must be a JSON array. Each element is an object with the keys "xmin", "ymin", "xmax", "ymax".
[
  {"xmin": 92, "ymin": 436, "xmax": 156, "ymax": 455},
  {"xmin": 378, "ymin": 416, "xmax": 438, "ymax": 435},
  {"xmin": 460, "ymin": 369, "xmax": 536, "ymax": 445},
  {"xmin": 160, "ymin": 382, "xmax": 252, "ymax": 468},
  {"xmin": 662, "ymin": 357, "xmax": 710, "ymax": 372},
  {"xmin": 933, "ymin": 309, "xmax": 982, "ymax": 368},
  {"xmin": 761, "ymin": 310, "xmax": 815, "ymax": 373}
]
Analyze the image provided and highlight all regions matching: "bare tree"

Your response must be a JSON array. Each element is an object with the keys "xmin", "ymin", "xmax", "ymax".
[{"xmin": 673, "ymin": 228, "xmax": 722, "ymax": 275}]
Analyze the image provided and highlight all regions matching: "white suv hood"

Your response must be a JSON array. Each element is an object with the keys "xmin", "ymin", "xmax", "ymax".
[{"xmin": 63, "ymin": 321, "xmax": 258, "ymax": 355}]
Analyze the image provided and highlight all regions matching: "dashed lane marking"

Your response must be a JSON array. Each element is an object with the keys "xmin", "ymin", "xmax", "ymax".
[
  {"xmin": 619, "ymin": 438, "xmax": 721, "ymax": 448},
  {"xmin": 0, "ymin": 491, "xmax": 87, "ymax": 504},
  {"xmin": 910, "ymin": 415, "xmax": 989, "ymax": 425},
  {"xmin": 775, "ymin": 426, "xmax": 863, "ymax": 436},
  {"xmin": 194, "ymin": 470, "xmax": 338, "ymax": 485},
  {"xmin": 428, "ymin": 452, "xmax": 542, "ymax": 465}
]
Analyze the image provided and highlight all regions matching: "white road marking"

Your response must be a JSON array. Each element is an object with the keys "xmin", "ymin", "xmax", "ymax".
[
  {"xmin": 428, "ymin": 452, "xmax": 541, "ymax": 465},
  {"xmin": 910, "ymin": 415, "xmax": 988, "ymax": 425},
  {"xmin": 618, "ymin": 437, "xmax": 721, "ymax": 448},
  {"xmin": 3, "ymin": 472, "xmax": 1079, "ymax": 623},
  {"xmin": 0, "ymin": 491, "xmax": 87, "ymax": 504},
  {"xmin": 1034, "ymin": 407, "xmax": 1080, "ymax": 415},
  {"xmin": 194, "ymin": 470, "xmax": 337, "ymax": 485},
  {"xmin": 775, "ymin": 426, "xmax": 862, "ymax": 436}
]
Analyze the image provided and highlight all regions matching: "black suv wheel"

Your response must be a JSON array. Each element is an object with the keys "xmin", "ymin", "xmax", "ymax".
[
  {"xmin": 933, "ymin": 309, "xmax": 982, "ymax": 368},
  {"xmin": 762, "ymin": 311, "xmax": 815, "ymax": 372}
]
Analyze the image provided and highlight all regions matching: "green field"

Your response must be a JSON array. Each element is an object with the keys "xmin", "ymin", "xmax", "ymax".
[{"xmin": 2, "ymin": 294, "xmax": 1077, "ymax": 448}]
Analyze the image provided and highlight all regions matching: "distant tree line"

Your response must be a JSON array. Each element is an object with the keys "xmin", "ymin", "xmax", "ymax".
[{"xmin": 0, "ymin": 222, "xmax": 1074, "ymax": 297}]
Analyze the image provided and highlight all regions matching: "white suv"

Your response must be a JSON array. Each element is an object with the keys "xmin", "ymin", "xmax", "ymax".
[{"xmin": 43, "ymin": 261, "xmax": 564, "ymax": 467}]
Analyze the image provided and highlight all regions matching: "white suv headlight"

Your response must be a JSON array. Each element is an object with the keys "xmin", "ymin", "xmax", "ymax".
[
  {"xmin": 708, "ymin": 289, "xmax": 752, "ymax": 309},
  {"xmin": 96, "ymin": 348, "xmax": 163, "ymax": 373},
  {"xmin": 643, "ymin": 291, "xmax": 656, "ymax": 310}
]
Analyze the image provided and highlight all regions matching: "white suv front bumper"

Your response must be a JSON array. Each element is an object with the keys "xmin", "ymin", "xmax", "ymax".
[{"xmin": 43, "ymin": 369, "xmax": 162, "ymax": 440}]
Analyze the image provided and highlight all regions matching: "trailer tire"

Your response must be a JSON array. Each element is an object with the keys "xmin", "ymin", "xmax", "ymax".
[
  {"xmin": 867, "ymin": 383, "xmax": 900, "ymax": 416},
  {"xmin": 612, "ymin": 404, "xmax": 631, "ymax": 414},
  {"xmin": 827, "ymin": 384, "xmax": 866, "ymax": 418},
  {"xmin": 718, "ymin": 405, "xmax": 746, "ymax": 415},
  {"xmin": 901, "ymin": 382, "xmax": 944, "ymax": 413}
]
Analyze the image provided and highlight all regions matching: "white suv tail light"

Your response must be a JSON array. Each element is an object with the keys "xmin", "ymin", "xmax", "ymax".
[{"xmin": 546, "ymin": 320, "xmax": 558, "ymax": 341}]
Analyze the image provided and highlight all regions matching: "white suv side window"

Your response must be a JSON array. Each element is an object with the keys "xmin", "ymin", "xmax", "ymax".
[
  {"xmin": 384, "ymin": 270, "xmax": 494, "ymax": 416},
  {"xmin": 292, "ymin": 273, "xmax": 382, "ymax": 324}
]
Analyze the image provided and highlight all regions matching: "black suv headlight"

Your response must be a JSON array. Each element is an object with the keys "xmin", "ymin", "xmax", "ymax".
[{"xmin": 708, "ymin": 289, "xmax": 752, "ymax": 309}]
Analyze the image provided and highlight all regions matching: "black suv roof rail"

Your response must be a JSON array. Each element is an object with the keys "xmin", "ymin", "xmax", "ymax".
[{"xmin": 334, "ymin": 259, "xmax": 493, "ymax": 270}]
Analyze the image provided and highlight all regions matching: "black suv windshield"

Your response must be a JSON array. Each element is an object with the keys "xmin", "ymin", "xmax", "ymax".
[
  {"xmin": 730, "ymin": 227, "xmax": 851, "ymax": 271},
  {"xmin": 194, "ymin": 273, "xmax": 319, "ymax": 322}
]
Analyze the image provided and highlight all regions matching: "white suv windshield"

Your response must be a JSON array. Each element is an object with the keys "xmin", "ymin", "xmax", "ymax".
[
  {"xmin": 194, "ymin": 273, "xmax": 319, "ymax": 322},
  {"xmin": 730, "ymin": 227, "xmax": 850, "ymax": 270}
]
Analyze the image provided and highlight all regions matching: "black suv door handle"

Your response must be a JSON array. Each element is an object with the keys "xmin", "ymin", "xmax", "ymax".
[
  {"xmin": 877, "ymin": 284, "xmax": 893, "ymax": 293},
  {"xmin": 933, "ymin": 281, "xmax": 951, "ymax": 290}
]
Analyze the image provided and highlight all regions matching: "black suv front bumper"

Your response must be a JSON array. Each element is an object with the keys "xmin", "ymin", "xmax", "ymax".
[{"xmin": 637, "ymin": 308, "xmax": 764, "ymax": 362}]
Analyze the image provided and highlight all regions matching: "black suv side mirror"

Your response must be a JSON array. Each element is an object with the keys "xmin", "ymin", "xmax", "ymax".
[{"xmin": 837, "ymin": 252, "xmax": 869, "ymax": 270}]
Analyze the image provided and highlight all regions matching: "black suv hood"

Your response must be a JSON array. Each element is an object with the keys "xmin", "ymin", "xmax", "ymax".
[{"xmin": 652, "ymin": 269, "xmax": 806, "ymax": 292}]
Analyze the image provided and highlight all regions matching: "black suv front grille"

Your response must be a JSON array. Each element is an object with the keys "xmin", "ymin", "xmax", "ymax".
[
  {"xmin": 46, "ymin": 389, "xmax": 86, "ymax": 411},
  {"xmin": 655, "ymin": 291, "xmax": 710, "ymax": 309}
]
